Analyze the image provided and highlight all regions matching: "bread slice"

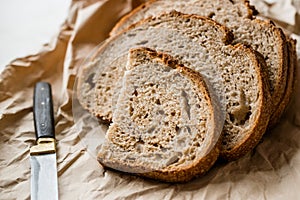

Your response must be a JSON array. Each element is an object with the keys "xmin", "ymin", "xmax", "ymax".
[
  {"xmin": 268, "ymin": 38, "xmax": 298, "ymax": 127},
  {"xmin": 98, "ymin": 47, "xmax": 221, "ymax": 182},
  {"xmin": 78, "ymin": 11, "xmax": 271, "ymax": 160},
  {"xmin": 110, "ymin": 0, "xmax": 288, "ymax": 118}
]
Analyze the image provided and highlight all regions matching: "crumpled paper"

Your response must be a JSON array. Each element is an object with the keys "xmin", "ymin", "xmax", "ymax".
[
  {"xmin": 251, "ymin": 0, "xmax": 300, "ymax": 34},
  {"xmin": 0, "ymin": 0, "xmax": 300, "ymax": 199}
]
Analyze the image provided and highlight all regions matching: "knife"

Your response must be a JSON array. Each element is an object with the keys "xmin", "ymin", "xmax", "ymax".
[{"xmin": 30, "ymin": 82, "xmax": 59, "ymax": 200}]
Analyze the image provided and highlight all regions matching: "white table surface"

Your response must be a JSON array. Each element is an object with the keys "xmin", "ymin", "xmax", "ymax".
[{"xmin": 0, "ymin": 0, "xmax": 71, "ymax": 72}]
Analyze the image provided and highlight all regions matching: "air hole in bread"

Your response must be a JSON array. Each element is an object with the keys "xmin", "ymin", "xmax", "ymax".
[
  {"xmin": 158, "ymin": 110, "xmax": 164, "ymax": 115},
  {"xmin": 237, "ymin": 11, "xmax": 242, "ymax": 17},
  {"xmin": 229, "ymin": 113, "xmax": 235, "ymax": 124},
  {"xmin": 171, "ymin": 111, "xmax": 176, "ymax": 116},
  {"xmin": 155, "ymin": 99, "xmax": 161, "ymax": 105},
  {"xmin": 127, "ymin": 156, "xmax": 136, "ymax": 161},
  {"xmin": 229, "ymin": 106, "xmax": 251, "ymax": 125},
  {"xmin": 105, "ymin": 87, "xmax": 111, "ymax": 92},
  {"xmin": 132, "ymin": 89, "xmax": 138, "ymax": 96},
  {"xmin": 194, "ymin": 142, "xmax": 200, "ymax": 147},
  {"xmin": 166, "ymin": 154, "xmax": 180, "ymax": 166},
  {"xmin": 136, "ymin": 40, "xmax": 149, "ymax": 45},
  {"xmin": 86, "ymin": 100, "xmax": 91, "ymax": 108},
  {"xmin": 208, "ymin": 12, "xmax": 215, "ymax": 19},
  {"xmin": 144, "ymin": 113, "xmax": 149, "ymax": 119},
  {"xmin": 181, "ymin": 90, "xmax": 191, "ymax": 119},
  {"xmin": 127, "ymin": 33, "xmax": 136, "ymax": 37},
  {"xmin": 243, "ymin": 111, "xmax": 252, "ymax": 124},
  {"xmin": 187, "ymin": 126, "xmax": 192, "ymax": 135},
  {"xmin": 153, "ymin": 143, "xmax": 159, "ymax": 147},
  {"xmin": 190, "ymin": 155, "xmax": 196, "ymax": 160},
  {"xmin": 167, "ymin": 152, "xmax": 181, "ymax": 166},
  {"xmin": 85, "ymin": 73, "xmax": 95, "ymax": 89},
  {"xmin": 231, "ymin": 92, "xmax": 238, "ymax": 97},
  {"xmin": 148, "ymin": 125, "xmax": 155, "ymax": 133},
  {"xmin": 175, "ymin": 125, "xmax": 180, "ymax": 133},
  {"xmin": 222, "ymin": 140, "xmax": 228, "ymax": 146},
  {"xmin": 232, "ymin": 102, "xmax": 239, "ymax": 106},
  {"xmin": 103, "ymin": 97, "xmax": 107, "ymax": 103},
  {"xmin": 265, "ymin": 55, "xmax": 269, "ymax": 61}
]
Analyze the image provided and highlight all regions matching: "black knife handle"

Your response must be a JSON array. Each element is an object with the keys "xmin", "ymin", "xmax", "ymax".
[{"xmin": 33, "ymin": 82, "xmax": 55, "ymax": 139}]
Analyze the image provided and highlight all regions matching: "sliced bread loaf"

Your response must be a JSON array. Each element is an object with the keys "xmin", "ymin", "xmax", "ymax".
[
  {"xmin": 78, "ymin": 11, "xmax": 271, "ymax": 160},
  {"xmin": 110, "ymin": 0, "xmax": 288, "ymax": 118},
  {"xmin": 98, "ymin": 47, "xmax": 221, "ymax": 182}
]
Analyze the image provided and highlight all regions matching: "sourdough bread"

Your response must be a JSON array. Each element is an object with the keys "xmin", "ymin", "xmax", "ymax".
[
  {"xmin": 110, "ymin": 0, "xmax": 288, "ymax": 118},
  {"xmin": 98, "ymin": 47, "xmax": 221, "ymax": 182},
  {"xmin": 78, "ymin": 11, "xmax": 271, "ymax": 160}
]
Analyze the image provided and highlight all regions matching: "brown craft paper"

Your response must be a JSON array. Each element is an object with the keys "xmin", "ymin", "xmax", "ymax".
[{"xmin": 1, "ymin": 0, "xmax": 300, "ymax": 199}]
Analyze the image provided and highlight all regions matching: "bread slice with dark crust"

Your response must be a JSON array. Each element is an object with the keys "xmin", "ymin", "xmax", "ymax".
[
  {"xmin": 98, "ymin": 47, "xmax": 221, "ymax": 182},
  {"xmin": 268, "ymin": 38, "xmax": 298, "ymax": 127},
  {"xmin": 109, "ymin": 0, "xmax": 288, "ymax": 120},
  {"xmin": 78, "ymin": 11, "xmax": 271, "ymax": 160}
]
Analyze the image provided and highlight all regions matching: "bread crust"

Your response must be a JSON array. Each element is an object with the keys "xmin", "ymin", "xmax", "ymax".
[
  {"xmin": 268, "ymin": 38, "xmax": 297, "ymax": 128},
  {"xmin": 98, "ymin": 47, "xmax": 222, "ymax": 182},
  {"xmin": 249, "ymin": 18, "xmax": 288, "ymax": 114},
  {"xmin": 110, "ymin": 0, "xmax": 157, "ymax": 36},
  {"xmin": 110, "ymin": 0, "xmax": 255, "ymax": 36}
]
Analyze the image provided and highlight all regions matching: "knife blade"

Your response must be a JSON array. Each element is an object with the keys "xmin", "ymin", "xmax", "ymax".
[{"xmin": 30, "ymin": 82, "xmax": 58, "ymax": 200}]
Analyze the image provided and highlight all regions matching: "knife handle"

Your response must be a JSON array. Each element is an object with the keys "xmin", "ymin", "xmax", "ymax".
[{"xmin": 33, "ymin": 82, "xmax": 55, "ymax": 139}]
